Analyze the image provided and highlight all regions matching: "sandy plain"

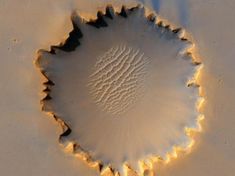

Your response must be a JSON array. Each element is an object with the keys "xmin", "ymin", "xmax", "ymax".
[{"xmin": 0, "ymin": 0, "xmax": 235, "ymax": 176}]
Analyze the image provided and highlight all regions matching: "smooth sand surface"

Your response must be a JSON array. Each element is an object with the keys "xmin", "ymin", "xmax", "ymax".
[{"xmin": 0, "ymin": 0, "xmax": 235, "ymax": 176}]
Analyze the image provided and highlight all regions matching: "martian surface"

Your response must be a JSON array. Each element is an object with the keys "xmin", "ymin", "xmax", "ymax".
[{"xmin": 0, "ymin": 0, "xmax": 235, "ymax": 176}]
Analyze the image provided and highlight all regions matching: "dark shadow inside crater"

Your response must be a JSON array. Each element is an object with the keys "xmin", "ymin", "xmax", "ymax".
[{"xmin": 51, "ymin": 19, "xmax": 83, "ymax": 53}]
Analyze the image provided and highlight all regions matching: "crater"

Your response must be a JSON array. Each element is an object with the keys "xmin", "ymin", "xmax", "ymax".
[{"xmin": 36, "ymin": 5, "xmax": 203, "ymax": 176}]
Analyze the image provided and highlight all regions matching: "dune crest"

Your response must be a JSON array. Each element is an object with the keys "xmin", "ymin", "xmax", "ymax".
[{"xmin": 88, "ymin": 44, "xmax": 149, "ymax": 115}]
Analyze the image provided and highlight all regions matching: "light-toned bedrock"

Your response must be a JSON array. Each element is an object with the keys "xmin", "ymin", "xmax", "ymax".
[{"xmin": 36, "ymin": 6, "xmax": 203, "ymax": 176}]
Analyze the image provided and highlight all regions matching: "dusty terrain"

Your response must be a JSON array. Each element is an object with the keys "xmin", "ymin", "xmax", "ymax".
[{"xmin": 0, "ymin": 0, "xmax": 235, "ymax": 176}]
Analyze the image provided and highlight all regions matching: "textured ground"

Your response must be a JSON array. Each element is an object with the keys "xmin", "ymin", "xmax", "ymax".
[{"xmin": 0, "ymin": 0, "xmax": 235, "ymax": 176}]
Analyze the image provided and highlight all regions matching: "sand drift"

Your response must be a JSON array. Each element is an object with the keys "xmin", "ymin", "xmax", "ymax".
[{"xmin": 36, "ymin": 5, "xmax": 203, "ymax": 176}]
